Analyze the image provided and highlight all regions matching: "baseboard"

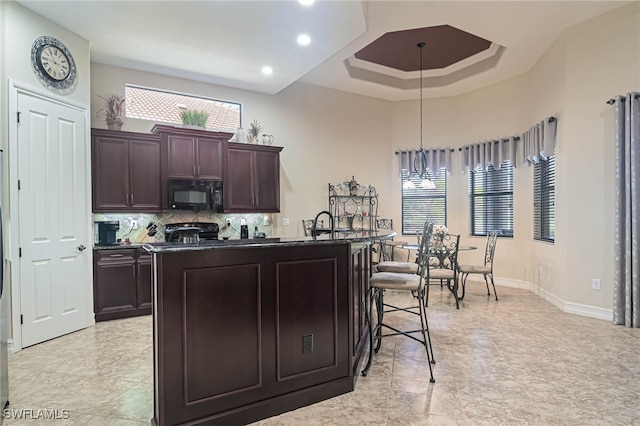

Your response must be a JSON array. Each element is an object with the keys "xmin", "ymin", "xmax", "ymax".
[
  {"xmin": 564, "ymin": 301, "xmax": 613, "ymax": 321},
  {"xmin": 464, "ymin": 276, "xmax": 613, "ymax": 322}
]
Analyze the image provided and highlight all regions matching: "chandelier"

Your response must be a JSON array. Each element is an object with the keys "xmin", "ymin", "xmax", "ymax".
[{"xmin": 403, "ymin": 42, "xmax": 436, "ymax": 190}]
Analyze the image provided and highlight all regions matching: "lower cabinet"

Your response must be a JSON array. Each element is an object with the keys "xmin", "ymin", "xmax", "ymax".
[
  {"xmin": 351, "ymin": 242, "xmax": 371, "ymax": 375},
  {"xmin": 93, "ymin": 248, "xmax": 152, "ymax": 321}
]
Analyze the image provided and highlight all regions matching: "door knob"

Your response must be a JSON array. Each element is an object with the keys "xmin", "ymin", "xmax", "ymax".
[{"xmin": 77, "ymin": 244, "xmax": 86, "ymax": 251}]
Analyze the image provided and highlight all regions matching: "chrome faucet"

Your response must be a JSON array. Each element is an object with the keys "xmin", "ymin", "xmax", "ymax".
[{"xmin": 311, "ymin": 210, "xmax": 334, "ymax": 237}]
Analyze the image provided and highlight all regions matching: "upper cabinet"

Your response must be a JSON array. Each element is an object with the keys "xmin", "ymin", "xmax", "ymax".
[
  {"xmin": 91, "ymin": 126, "xmax": 282, "ymax": 214},
  {"xmin": 152, "ymin": 124, "xmax": 230, "ymax": 180},
  {"xmin": 92, "ymin": 129, "xmax": 162, "ymax": 212},
  {"xmin": 226, "ymin": 143, "xmax": 283, "ymax": 213}
]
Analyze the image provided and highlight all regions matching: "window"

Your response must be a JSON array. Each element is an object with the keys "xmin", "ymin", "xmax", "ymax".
[
  {"xmin": 469, "ymin": 161, "xmax": 514, "ymax": 237},
  {"xmin": 125, "ymin": 85, "xmax": 241, "ymax": 131},
  {"xmin": 534, "ymin": 156, "xmax": 555, "ymax": 242},
  {"xmin": 401, "ymin": 169, "xmax": 447, "ymax": 235}
]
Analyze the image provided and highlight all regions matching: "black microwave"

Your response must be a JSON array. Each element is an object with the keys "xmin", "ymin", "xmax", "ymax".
[{"xmin": 168, "ymin": 179, "xmax": 223, "ymax": 212}]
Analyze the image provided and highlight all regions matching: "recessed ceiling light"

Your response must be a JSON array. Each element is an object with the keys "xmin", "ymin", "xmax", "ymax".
[
  {"xmin": 297, "ymin": 34, "xmax": 311, "ymax": 46},
  {"xmin": 261, "ymin": 66, "xmax": 273, "ymax": 76},
  {"xmin": 298, "ymin": 0, "xmax": 315, "ymax": 5}
]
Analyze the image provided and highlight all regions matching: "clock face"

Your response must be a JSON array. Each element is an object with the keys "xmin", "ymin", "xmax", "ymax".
[
  {"xmin": 39, "ymin": 45, "xmax": 70, "ymax": 81},
  {"xmin": 31, "ymin": 36, "xmax": 77, "ymax": 90}
]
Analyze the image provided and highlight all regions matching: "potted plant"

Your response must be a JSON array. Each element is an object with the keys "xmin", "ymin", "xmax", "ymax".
[
  {"xmin": 246, "ymin": 119, "xmax": 262, "ymax": 143},
  {"xmin": 180, "ymin": 109, "xmax": 209, "ymax": 128},
  {"xmin": 97, "ymin": 93, "xmax": 125, "ymax": 130}
]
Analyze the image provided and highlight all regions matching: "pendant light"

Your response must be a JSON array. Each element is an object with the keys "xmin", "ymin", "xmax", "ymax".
[{"xmin": 408, "ymin": 42, "xmax": 436, "ymax": 190}]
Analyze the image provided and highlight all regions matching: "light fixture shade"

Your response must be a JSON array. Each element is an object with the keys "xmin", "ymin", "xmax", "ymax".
[
  {"xmin": 420, "ymin": 178, "xmax": 436, "ymax": 189},
  {"xmin": 403, "ymin": 180, "xmax": 416, "ymax": 189}
]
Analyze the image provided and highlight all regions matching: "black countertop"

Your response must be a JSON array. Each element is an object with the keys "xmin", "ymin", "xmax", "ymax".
[
  {"xmin": 93, "ymin": 243, "xmax": 146, "ymax": 250},
  {"xmin": 142, "ymin": 231, "xmax": 396, "ymax": 253}
]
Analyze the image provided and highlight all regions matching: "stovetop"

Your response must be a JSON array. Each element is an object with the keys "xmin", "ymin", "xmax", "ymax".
[{"xmin": 164, "ymin": 222, "xmax": 220, "ymax": 241}]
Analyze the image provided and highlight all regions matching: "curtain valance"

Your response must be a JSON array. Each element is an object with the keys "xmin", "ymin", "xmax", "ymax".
[
  {"xmin": 460, "ymin": 137, "xmax": 518, "ymax": 173},
  {"xmin": 396, "ymin": 149, "xmax": 452, "ymax": 178},
  {"xmin": 522, "ymin": 117, "xmax": 557, "ymax": 165}
]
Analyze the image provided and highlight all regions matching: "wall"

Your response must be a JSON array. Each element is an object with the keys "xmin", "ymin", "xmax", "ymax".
[
  {"xmin": 91, "ymin": 64, "xmax": 393, "ymax": 238},
  {"xmin": 0, "ymin": 1, "xmax": 92, "ymax": 341},
  {"xmin": 391, "ymin": 2, "xmax": 639, "ymax": 314}
]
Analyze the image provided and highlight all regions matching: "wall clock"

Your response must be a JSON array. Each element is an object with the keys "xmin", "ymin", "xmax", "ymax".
[{"xmin": 30, "ymin": 36, "xmax": 77, "ymax": 90}]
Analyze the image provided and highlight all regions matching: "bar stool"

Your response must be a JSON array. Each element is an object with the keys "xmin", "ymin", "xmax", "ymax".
[{"xmin": 361, "ymin": 221, "xmax": 436, "ymax": 383}]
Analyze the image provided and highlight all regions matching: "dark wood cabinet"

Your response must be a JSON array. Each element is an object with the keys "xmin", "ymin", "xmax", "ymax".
[
  {"xmin": 152, "ymin": 124, "xmax": 231, "ymax": 180},
  {"xmin": 226, "ymin": 143, "xmax": 282, "ymax": 212},
  {"xmin": 351, "ymin": 242, "xmax": 371, "ymax": 375},
  {"xmin": 93, "ymin": 248, "xmax": 152, "ymax": 322},
  {"xmin": 92, "ymin": 129, "xmax": 162, "ymax": 212},
  {"xmin": 151, "ymin": 242, "xmax": 354, "ymax": 426}
]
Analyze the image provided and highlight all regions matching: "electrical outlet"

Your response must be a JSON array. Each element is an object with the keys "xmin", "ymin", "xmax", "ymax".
[
  {"xmin": 302, "ymin": 334, "xmax": 313, "ymax": 353},
  {"xmin": 592, "ymin": 278, "xmax": 601, "ymax": 290},
  {"xmin": 283, "ymin": 217, "xmax": 290, "ymax": 226}
]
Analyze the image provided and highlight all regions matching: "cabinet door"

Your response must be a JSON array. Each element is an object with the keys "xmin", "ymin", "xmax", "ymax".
[
  {"xmin": 136, "ymin": 250, "xmax": 153, "ymax": 311},
  {"xmin": 93, "ymin": 250, "xmax": 138, "ymax": 322},
  {"xmin": 129, "ymin": 139, "xmax": 162, "ymax": 211},
  {"xmin": 167, "ymin": 135, "xmax": 197, "ymax": 178},
  {"xmin": 92, "ymin": 136, "xmax": 130, "ymax": 211},
  {"xmin": 196, "ymin": 138, "xmax": 223, "ymax": 180},
  {"xmin": 254, "ymin": 150, "xmax": 280, "ymax": 211},
  {"xmin": 226, "ymin": 148, "xmax": 255, "ymax": 210}
]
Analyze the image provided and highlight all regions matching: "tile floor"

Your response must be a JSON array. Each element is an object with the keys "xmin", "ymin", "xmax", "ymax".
[{"xmin": 6, "ymin": 284, "xmax": 640, "ymax": 425}]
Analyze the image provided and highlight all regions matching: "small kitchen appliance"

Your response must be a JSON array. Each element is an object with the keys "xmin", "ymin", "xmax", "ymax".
[{"xmin": 95, "ymin": 221, "xmax": 120, "ymax": 246}]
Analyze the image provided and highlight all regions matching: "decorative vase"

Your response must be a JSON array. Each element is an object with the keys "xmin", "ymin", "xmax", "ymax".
[{"xmin": 107, "ymin": 123, "xmax": 122, "ymax": 131}]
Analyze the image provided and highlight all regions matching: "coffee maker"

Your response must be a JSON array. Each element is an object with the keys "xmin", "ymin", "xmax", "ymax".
[{"xmin": 95, "ymin": 221, "xmax": 120, "ymax": 246}]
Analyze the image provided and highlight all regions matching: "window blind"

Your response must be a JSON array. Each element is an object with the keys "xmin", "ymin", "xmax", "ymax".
[
  {"xmin": 401, "ymin": 169, "xmax": 447, "ymax": 235},
  {"xmin": 469, "ymin": 161, "xmax": 514, "ymax": 237},
  {"xmin": 534, "ymin": 156, "xmax": 555, "ymax": 242}
]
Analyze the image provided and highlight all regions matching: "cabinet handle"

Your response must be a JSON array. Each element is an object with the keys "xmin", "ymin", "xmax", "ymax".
[
  {"xmin": 137, "ymin": 264, "xmax": 140, "ymax": 277},
  {"xmin": 131, "ymin": 193, "xmax": 134, "ymax": 205},
  {"xmin": 197, "ymin": 166, "xmax": 200, "ymax": 176},
  {"xmin": 110, "ymin": 254, "xmax": 123, "ymax": 258},
  {"xmin": 132, "ymin": 264, "xmax": 136, "ymax": 277},
  {"xmin": 193, "ymin": 165, "xmax": 196, "ymax": 176}
]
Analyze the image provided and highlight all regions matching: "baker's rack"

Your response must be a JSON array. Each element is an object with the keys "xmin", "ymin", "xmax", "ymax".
[{"xmin": 328, "ymin": 176, "xmax": 378, "ymax": 233}]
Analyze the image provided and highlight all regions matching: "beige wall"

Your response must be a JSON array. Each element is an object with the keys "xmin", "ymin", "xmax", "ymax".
[
  {"xmin": 5, "ymin": 1, "xmax": 639, "ymax": 316},
  {"xmin": 91, "ymin": 64, "xmax": 393, "ymax": 237},
  {"xmin": 391, "ymin": 2, "xmax": 639, "ymax": 313}
]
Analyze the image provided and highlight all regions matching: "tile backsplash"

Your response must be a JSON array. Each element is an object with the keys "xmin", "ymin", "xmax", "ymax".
[{"xmin": 93, "ymin": 212, "xmax": 274, "ymax": 244}]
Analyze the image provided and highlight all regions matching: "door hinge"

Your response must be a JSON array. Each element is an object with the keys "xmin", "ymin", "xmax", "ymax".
[
  {"xmin": 17, "ymin": 112, "xmax": 21, "ymax": 123},
  {"xmin": 20, "ymin": 315, "xmax": 23, "ymax": 325},
  {"xmin": 19, "ymin": 247, "xmax": 22, "ymax": 258},
  {"xmin": 18, "ymin": 180, "xmax": 21, "ymax": 190}
]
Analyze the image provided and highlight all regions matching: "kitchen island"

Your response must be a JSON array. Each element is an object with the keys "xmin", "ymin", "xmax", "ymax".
[{"xmin": 144, "ymin": 231, "xmax": 395, "ymax": 426}]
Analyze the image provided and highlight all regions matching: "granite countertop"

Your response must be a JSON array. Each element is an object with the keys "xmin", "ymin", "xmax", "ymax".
[
  {"xmin": 142, "ymin": 231, "xmax": 396, "ymax": 253},
  {"xmin": 93, "ymin": 243, "xmax": 147, "ymax": 250}
]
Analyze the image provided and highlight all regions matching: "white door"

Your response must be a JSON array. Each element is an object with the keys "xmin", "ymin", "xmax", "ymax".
[{"xmin": 16, "ymin": 91, "xmax": 91, "ymax": 348}]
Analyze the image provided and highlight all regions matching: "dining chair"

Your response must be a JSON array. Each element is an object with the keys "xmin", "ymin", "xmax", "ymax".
[
  {"xmin": 375, "ymin": 218, "xmax": 407, "ymax": 261},
  {"xmin": 301, "ymin": 219, "xmax": 323, "ymax": 236},
  {"xmin": 426, "ymin": 233, "xmax": 461, "ymax": 309},
  {"xmin": 458, "ymin": 230, "xmax": 499, "ymax": 301},
  {"xmin": 361, "ymin": 221, "xmax": 436, "ymax": 383}
]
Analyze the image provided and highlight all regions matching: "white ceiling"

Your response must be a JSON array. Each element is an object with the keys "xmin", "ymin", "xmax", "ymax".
[{"xmin": 18, "ymin": 0, "xmax": 632, "ymax": 101}]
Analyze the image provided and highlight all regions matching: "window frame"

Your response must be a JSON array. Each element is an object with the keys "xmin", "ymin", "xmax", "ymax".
[
  {"xmin": 533, "ymin": 155, "xmax": 555, "ymax": 243},
  {"xmin": 401, "ymin": 169, "xmax": 447, "ymax": 235},
  {"xmin": 468, "ymin": 161, "xmax": 514, "ymax": 238},
  {"xmin": 124, "ymin": 84, "xmax": 242, "ymax": 131}
]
